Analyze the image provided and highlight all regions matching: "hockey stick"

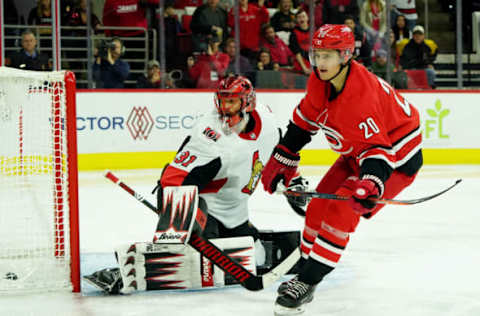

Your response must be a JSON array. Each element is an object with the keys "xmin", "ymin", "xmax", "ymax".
[
  {"xmin": 282, "ymin": 179, "xmax": 462, "ymax": 206},
  {"xmin": 104, "ymin": 170, "xmax": 300, "ymax": 291}
]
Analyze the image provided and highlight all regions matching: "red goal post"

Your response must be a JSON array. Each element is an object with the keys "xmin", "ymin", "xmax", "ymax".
[{"xmin": 0, "ymin": 67, "xmax": 80, "ymax": 293}]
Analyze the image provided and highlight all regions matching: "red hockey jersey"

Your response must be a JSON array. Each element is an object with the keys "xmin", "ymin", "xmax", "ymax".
[{"xmin": 292, "ymin": 60, "xmax": 422, "ymax": 170}]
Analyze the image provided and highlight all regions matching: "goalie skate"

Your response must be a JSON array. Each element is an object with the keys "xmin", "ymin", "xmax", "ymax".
[{"xmin": 83, "ymin": 268, "xmax": 123, "ymax": 294}]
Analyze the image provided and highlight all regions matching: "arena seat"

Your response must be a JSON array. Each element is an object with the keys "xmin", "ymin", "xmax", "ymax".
[{"xmin": 405, "ymin": 69, "xmax": 431, "ymax": 89}]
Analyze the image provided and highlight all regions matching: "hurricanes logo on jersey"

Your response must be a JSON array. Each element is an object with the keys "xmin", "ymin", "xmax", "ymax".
[
  {"xmin": 241, "ymin": 151, "xmax": 263, "ymax": 195},
  {"xmin": 321, "ymin": 124, "xmax": 353, "ymax": 155}
]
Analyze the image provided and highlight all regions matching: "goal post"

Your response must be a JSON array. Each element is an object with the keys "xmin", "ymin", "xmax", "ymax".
[{"xmin": 0, "ymin": 67, "xmax": 80, "ymax": 293}]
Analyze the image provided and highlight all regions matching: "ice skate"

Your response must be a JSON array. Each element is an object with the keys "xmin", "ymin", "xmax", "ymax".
[
  {"xmin": 277, "ymin": 274, "xmax": 299, "ymax": 294},
  {"xmin": 274, "ymin": 279, "xmax": 316, "ymax": 316}
]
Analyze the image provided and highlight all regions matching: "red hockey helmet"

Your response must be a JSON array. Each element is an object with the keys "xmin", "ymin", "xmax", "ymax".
[
  {"xmin": 215, "ymin": 75, "xmax": 256, "ymax": 132},
  {"xmin": 310, "ymin": 24, "xmax": 355, "ymax": 64}
]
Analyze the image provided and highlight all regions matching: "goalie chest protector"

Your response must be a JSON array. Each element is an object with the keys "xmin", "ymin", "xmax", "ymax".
[{"xmin": 168, "ymin": 104, "xmax": 280, "ymax": 229}]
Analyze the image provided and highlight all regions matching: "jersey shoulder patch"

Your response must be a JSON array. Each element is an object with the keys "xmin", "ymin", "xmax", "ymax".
[
  {"xmin": 202, "ymin": 126, "xmax": 222, "ymax": 142},
  {"xmin": 192, "ymin": 114, "xmax": 225, "ymax": 144}
]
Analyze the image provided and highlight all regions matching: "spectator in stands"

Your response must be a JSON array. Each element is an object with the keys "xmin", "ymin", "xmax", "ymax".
[
  {"xmin": 136, "ymin": 60, "xmax": 174, "ymax": 88},
  {"xmin": 386, "ymin": 28, "xmax": 400, "ymax": 68},
  {"xmin": 27, "ymin": 0, "xmax": 53, "ymax": 53},
  {"xmin": 63, "ymin": 0, "xmax": 103, "ymax": 79},
  {"xmin": 289, "ymin": 10, "xmax": 311, "ymax": 75},
  {"xmin": 187, "ymin": 36, "xmax": 229, "ymax": 88},
  {"xmin": 400, "ymin": 25, "xmax": 437, "ymax": 88},
  {"xmin": 28, "ymin": 0, "xmax": 52, "ymax": 27},
  {"xmin": 371, "ymin": 49, "xmax": 392, "ymax": 79},
  {"xmin": 153, "ymin": 4, "xmax": 184, "ymax": 70},
  {"xmin": 190, "ymin": 0, "xmax": 228, "ymax": 53},
  {"xmin": 102, "ymin": 0, "xmax": 159, "ymax": 37},
  {"xmin": 322, "ymin": 0, "xmax": 359, "ymax": 25},
  {"xmin": 7, "ymin": 30, "xmax": 50, "ymax": 71},
  {"xmin": 371, "ymin": 49, "xmax": 407, "ymax": 89},
  {"xmin": 103, "ymin": 0, "xmax": 159, "ymax": 76},
  {"xmin": 360, "ymin": 0, "xmax": 387, "ymax": 52},
  {"xmin": 298, "ymin": 0, "xmax": 325, "ymax": 30},
  {"xmin": 270, "ymin": 0, "xmax": 295, "ymax": 32},
  {"xmin": 344, "ymin": 15, "xmax": 372, "ymax": 67},
  {"xmin": 93, "ymin": 38, "xmax": 130, "ymax": 88},
  {"xmin": 256, "ymin": 48, "xmax": 279, "ymax": 71},
  {"xmin": 391, "ymin": 0, "xmax": 417, "ymax": 32},
  {"xmin": 64, "ymin": 0, "xmax": 102, "ymax": 33},
  {"xmin": 224, "ymin": 38, "xmax": 256, "ymax": 84},
  {"xmin": 228, "ymin": 0, "xmax": 269, "ymax": 62},
  {"xmin": 392, "ymin": 14, "xmax": 411, "ymax": 43},
  {"xmin": 260, "ymin": 24, "xmax": 294, "ymax": 66}
]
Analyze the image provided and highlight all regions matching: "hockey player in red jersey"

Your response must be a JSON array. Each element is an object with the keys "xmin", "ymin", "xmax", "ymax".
[{"xmin": 261, "ymin": 24, "xmax": 423, "ymax": 315}]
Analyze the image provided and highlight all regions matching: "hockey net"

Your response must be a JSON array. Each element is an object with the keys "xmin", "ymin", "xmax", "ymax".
[{"xmin": 0, "ymin": 67, "xmax": 80, "ymax": 293}]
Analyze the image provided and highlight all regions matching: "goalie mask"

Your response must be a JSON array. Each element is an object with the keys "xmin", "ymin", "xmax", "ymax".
[{"xmin": 214, "ymin": 75, "xmax": 256, "ymax": 134}]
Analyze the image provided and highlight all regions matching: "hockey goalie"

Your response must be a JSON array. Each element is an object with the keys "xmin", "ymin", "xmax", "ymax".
[{"xmin": 84, "ymin": 76, "xmax": 307, "ymax": 294}]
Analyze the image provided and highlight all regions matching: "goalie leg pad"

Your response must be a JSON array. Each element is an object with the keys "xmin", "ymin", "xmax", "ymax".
[
  {"xmin": 114, "ymin": 236, "xmax": 257, "ymax": 293},
  {"xmin": 115, "ymin": 242, "xmax": 195, "ymax": 293}
]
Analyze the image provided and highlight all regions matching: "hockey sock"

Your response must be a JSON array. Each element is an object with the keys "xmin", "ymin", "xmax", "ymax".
[
  {"xmin": 298, "ymin": 257, "xmax": 334, "ymax": 285},
  {"xmin": 300, "ymin": 226, "xmax": 317, "ymax": 258},
  {"xmin": 298, "ymin": 225, "xmax": 348, "ymax": 286}
]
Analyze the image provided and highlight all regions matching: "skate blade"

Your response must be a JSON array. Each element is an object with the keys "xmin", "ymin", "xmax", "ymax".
[{"xmin": 273, "ymin": 303, "xmax": 306, "ymax": 316}]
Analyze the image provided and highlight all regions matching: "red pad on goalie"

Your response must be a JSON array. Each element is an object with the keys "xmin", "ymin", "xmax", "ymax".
[{"xmin": 153, "ymin": 186, "xmax": 207, "ymax": 244}]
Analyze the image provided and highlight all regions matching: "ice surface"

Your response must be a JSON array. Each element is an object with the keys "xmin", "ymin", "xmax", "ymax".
[{"xmin": 1, "ymin": 165, "xmax": 479, "ymax": 316}]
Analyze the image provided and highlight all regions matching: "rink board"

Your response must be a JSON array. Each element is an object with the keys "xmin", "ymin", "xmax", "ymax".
[{"xmin": 75, "ymin": 90, "xmax": 480, "ymax": 170}]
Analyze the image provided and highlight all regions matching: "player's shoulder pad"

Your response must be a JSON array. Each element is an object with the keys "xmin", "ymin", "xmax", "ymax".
[
  {"xmin": 191, "ymin": 112, "xmax": 225, "ymax": 144},
  {"xmin": 255, "ymin": 103, "xmax": 281, "ymax": 133}
]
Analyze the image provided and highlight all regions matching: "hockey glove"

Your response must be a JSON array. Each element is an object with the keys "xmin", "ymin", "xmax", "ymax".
[
  {"xmin": 285, "ymin": 175, "xmax": 310, "ymax": 217},
  {"xmin": 348, "ymin": 177, "xmax": 382, "ymax": 215},
  {"xmin": 261, "ymin": 144, "xmax": 300, "ymax": 194}
]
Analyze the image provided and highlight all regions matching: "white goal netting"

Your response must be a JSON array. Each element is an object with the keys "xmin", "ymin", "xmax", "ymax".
[{"xmin": 0, "ymin": 67, "xmax": 79, "ymax": 293}]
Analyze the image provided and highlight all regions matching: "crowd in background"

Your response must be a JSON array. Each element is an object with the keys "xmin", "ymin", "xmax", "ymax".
[{"xmin": 3, "ymin": 0, "xmax": 463, "ymax": 89}]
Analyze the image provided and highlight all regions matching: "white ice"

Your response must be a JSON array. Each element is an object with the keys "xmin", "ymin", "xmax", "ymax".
[{"xmin": 1, "ymin": 165, "xmax": 480, "ymax": 316}]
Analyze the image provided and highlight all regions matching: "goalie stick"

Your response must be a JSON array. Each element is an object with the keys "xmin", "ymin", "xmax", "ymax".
[
  {"xmin": 282, "ymin": 179, "xmax": 462, "ymax": 206},
  {"xmin": 104, "ymin": 171, "xmax": 300, "ymax": 291}
]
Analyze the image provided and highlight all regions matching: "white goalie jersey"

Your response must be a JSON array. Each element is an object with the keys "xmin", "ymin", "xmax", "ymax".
[{"xmin": 160, "ymin": 103, "xmax": 280, "ymax": 228}]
